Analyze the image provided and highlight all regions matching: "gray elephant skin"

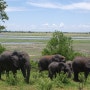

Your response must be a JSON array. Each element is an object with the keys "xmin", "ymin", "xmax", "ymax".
[
  {"xmin": 0, "ymin": 51, "xmax": 31, "ymax": 83},
  {"xmin": 66, "ymin": 61, "xmax": 73, "ymax": 72},
  {"xmin": 72, "ymin": 56, "xmax": 90, "ymax": 82},
  {"xmin": 38, "ymin": 54, "xmax": 65, "ymax": 72},
  {"xmin": 48, "ymin": 62, "xmax": 72, "ymax": 79}
]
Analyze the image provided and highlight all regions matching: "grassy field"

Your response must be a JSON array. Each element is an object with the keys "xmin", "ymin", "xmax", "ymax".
[
  {"xmin": 0, "ymin": 32, "xmax": 90, "ymax": 90},
  {"xmin": 0, "ymin": 32, "xmax": 90, "ymax": 59}
]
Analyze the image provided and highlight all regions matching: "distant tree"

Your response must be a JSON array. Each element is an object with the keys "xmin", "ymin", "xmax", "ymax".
[
  {"xmin": 0, "ymin": 0, "xmax": 8, "ymax": 31},
  {"xmin": 42, "ymin": 31, "xmax": 82, "ymax": 60}
]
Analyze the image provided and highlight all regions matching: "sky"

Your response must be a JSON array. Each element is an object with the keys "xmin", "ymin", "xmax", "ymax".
[{"xmin": 3, "ymin": 0, "xmax": 90, "ymax": 32}]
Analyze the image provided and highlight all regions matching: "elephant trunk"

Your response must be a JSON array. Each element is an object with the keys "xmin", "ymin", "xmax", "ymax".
[{"xmin": 25, "ymin": 64, "xmax": 31, "ymax": 83}]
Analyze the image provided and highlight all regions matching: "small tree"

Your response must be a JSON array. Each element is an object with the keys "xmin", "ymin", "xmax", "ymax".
[
  {"xmin": 42, "ymin": 31, "xmax": 77, "ymax": 60},
  {"xmin": 0, "ymin": 0, "xmax": 8, "ymax": 31}
]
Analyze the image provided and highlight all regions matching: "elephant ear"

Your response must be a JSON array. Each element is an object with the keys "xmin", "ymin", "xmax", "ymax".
[
  {"xmin": 85, "ymin": 60, "xmax": 90, "ymax": 69},
  {"xmin": 55, "ymin": 54, "xmax": 66, "ymax": 62},
  {"xmin": 10, "ymin": 55, "xmax": 19, "ymax": 68},
  {"xmin": 58, "ymin": 62, "xmax": 65, "ymax": 70},
  {"xmin": 51, "ymin": 57, "xmax": 59, "ymax": 62}
]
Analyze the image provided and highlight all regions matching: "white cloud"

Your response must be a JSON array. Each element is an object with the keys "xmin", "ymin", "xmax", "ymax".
[
  {"xmin": 52, "ymin": 24, "xmax": 57, "ymax": 27},
  {"xmin": 78, "ymin": 24, "xmax": 90, "ymax": 28},
  {"xmin": 27, "ymin": 2, "xmax": 90, "ymax": 10},
  {"xmin": 6, "ymin": 0, "xmax": 20, "ymax": 1},
  {"xmin": 42, "ymin": 23, "xmax": 49, "ymax": 26},
  {"xmin": 5, "ymin": 23, "xmax": 90, "ymax": 32},
  {"xmin": 5, "ymin": 7, "xmax": 28, "ymax": 12},
  {"xmin": 59, "ymin": 22, "xmax": 64, "ymax": 28}
]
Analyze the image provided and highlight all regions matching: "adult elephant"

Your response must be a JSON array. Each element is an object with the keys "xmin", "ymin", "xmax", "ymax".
[
  {"xmin": 48, "ymin": 62, "xmax": 72, "ymax": 79},
  {"xmin": 38, "ymin": 54, "xmax": 65, "ymax": 72},
  {"xmin": 0, "ymin": 50, "xmax": 31, "ymax": 83},
  {"xmin": 72, "ymin": 56, "xmax": 90, "ymax": 82}
]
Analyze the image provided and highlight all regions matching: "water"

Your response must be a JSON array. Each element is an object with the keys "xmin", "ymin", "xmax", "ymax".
[{"xmin": 0, "ymin": 34, "xmax": 90, "ymax": 45}]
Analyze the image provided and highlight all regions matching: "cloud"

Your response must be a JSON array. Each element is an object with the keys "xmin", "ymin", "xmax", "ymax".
[
  {"xmin": 27, "ymin": 2, "xmax": 90, "ymax": 10},
  {"xmin": 5, "ymin": 23, "xmax": 90, "ymax": 32},
  {"xmin": 78, "ymin": 24, "xmax": 90, "ymax": 28},
  {"xmin": 5, "ymin": 7, "xmax": 28, "ymax": 12},
  {"xmin": 42, "ymin": 23, "xmax": 49, "ymax": 26},
  {"xmin": 59, "ymin": 22, "xmax": 64, "ymax": 28},
  {"xmin": 6, "ymin": 0, "xmax": 21, "ymax": 1}
]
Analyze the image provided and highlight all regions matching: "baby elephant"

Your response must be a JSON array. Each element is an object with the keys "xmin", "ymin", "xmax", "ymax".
[{"xmin": 48, "ymin": 62, "xmax": 71, "ymax": 79}]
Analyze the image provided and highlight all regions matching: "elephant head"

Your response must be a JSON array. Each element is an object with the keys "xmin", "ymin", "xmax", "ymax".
[
  {"xmin": 52, "ymin": 54, "xmax": 66, "ymax": 62},
  {"xmin": 12, "ymin": 51, "xmax": 31, "ymax": 83}
]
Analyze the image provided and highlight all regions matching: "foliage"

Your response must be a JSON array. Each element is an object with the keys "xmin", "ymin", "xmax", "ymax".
[
  {"xmin": 42, "ymin": 31, "xmax": 79, "ymax": 60},
  {"xmin": 0, "ymin": 44, "xmax": 6, "ymax": 54},
  {"xmin": 6, "ymin": 73, "xmax": 19, "ymax": 85},
  {"xmin": 30, "ymin": 60, "xmax": 38, "ymax": 71},
  {"xmin": 53, "ymin": 72, "xmax": 70, "ymax": 88},
  {"xmin": 0, "ymin": 0, "xmax": 9, "ymax": 31},
  {"xmin": 37, "ymin": 78, "xmax": 53, "ymax": 90}
]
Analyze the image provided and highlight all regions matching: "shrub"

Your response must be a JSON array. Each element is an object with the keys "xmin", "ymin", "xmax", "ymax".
[
  {"xmin": 53, "ymin": 72, "xmax": 70, "ymax": 88},
  {"xmin": 37, "ymin": 78, "xmax": 53, "ymax": 90},
  {"xmin": 42, "ymin": 31, "xmax": 82, "ymax": 60},
  {"xmin": 6, "ymin": 73, "xmax": 19, "ymax": 85},
  {"xmin": 30, "ymin": 60, "xmax": 38, "ymax": 71},
  {"xmin": 0, "ymin": 44, "xmax": 6, "ymax": 54}
]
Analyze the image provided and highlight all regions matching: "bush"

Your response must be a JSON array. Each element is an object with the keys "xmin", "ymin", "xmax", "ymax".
[
  {"xmin": 53, "ymin": 72, "xmax": 70, "ymax": 88},
  {"xmin": 0, "ymin": 44, "xmax": 6, "ymax": 54},
  {"xmin": 37, "ymin": 78, "xmax": 53, "ymax": 90},
  {"xmin": 6, "ymin": 73, "xmax": 19, "ymax": 85},
  {"xmin": 42, "ymin": 31, "xmax": 82, "ymax": 60}
]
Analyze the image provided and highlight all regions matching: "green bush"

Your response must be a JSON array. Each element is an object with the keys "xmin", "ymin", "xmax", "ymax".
[
  {"xmin": 53, "ymin": 72, "xmax": 70, "ymax": 88},
  {"xmin": 30, "ymin": 60, "xmax": 38, "ymax": 71},
  {"xmin": 0, "ymin": 44, "xmax": 6, "ymax": 54},
  {"xmin": 37, "ymin": 78, "xmax": 53, "ymax": 90},
  {"xmin": 42, "ymin": 31, "xmax": 82, "ymax": 60},
  {"xmin": 6, "ymin": 73, "xmax": 19, "ymax": 85}
]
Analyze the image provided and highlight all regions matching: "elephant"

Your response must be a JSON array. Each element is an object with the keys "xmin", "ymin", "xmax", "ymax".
[
  {"xmin": 0, "ymin": 50, "xmax": 31, "ymax": 83},
  {"xmin": 66, "ymin": 61, "xmax": 73, "ymax": 72},
  {"xmin": 72, "ymin": 56, "xmax": 90, "ymax": 82},
  {"xmin": 48, "ymin": 62, "xmax": 72, "ymax": 79},
  {"xmin": 38, "ymin": 54, "xmax": 65, "ymax": 72}
]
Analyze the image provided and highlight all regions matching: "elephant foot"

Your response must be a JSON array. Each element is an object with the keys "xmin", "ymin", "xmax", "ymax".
[
  {"xmin": 73, "ymin": 78, "xmax": 80, "ymax": 82},
  {"xmin": 24, "ymin": 78, "xmax": 29, "ymax": 84}
]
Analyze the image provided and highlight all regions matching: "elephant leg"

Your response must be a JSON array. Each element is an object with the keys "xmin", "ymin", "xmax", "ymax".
[
  {"xmin": 73, "ymin": 72, "xmax": 80, "ymax": 82},
  {"xmin": 84, "ymin": 72, "xmax": 89, "ymax": 82},
  {"xmin": 48, "ymin": 71, "xmax": 53, "ymax": 80},
  {"xmin": 21, "ymin": 67, "xmax": 26, "ymax": 80}
]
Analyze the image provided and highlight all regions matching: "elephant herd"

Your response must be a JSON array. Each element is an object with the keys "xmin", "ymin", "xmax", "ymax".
[
  {"xmin": 0, "ymin": 50, "xmax": 90, "ymax": 83},
  {"xmin": 38, "ymin": 54, "xmax": 90, "ymax": 82}
]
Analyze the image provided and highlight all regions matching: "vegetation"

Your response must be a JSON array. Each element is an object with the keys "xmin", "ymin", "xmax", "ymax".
[
  {"xmin": 0, "ymin": 0, "xmax": 8, "ymax": 31},
  {"xmin": 0, "ymin": 32, "xmax": 90, "ymax": 90},
  {"xmin": 0, "ymin": 44, "xmax": 5, "ymax": 54},
  {"xmin": 42, "ymin": 31, "xmax": 83, "ymax": 60}
]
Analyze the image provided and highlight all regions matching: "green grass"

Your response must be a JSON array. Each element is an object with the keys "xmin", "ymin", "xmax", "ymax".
[{"xmin": 1, "ymin": 70, "xmax": 90, "ymax": 90}]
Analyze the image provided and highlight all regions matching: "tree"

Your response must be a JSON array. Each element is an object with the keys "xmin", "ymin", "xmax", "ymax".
[
  {"xmin": 42, "ymin": 31, "xmax": 79, "ymax": 60},
  {"xmin": 0, "ymin": 0, "xmax": 8, "ymax": 31}
]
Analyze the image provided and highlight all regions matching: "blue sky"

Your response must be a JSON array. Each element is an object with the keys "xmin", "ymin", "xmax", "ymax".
[{"xmin": 4, "ymin": 0, "xmax": 90, "ymax": 32}]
